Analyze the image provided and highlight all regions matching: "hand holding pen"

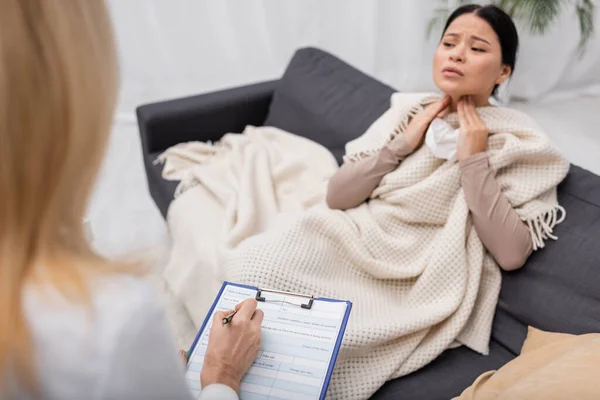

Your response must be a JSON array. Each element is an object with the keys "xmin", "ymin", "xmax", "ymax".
[{"xmin": 200, "ymin": 299, "xmax": 264, "ymax": 393}]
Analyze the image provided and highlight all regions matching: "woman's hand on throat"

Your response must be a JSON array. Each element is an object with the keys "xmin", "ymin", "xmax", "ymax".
[
  {"xmin": 456, "ymin": 96, "xmax": 489, "ymax": 162},
  {"xmin": 402, "ymin": 95, "xmax": 451, "ymax": 151}
]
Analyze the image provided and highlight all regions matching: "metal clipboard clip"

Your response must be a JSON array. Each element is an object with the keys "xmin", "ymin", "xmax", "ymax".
[{"xmin": 255, "ymin": 288, "xmax": 314, "ymax": 310}]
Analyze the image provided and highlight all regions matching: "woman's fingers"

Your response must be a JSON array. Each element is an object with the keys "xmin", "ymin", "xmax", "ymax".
[
  {"xmin": 457, "ymin": 97, "xmax": 470, "ymax": 129},
  {"xmin": 456, "ymin": 96, "xmax": 490, "ymax": 162},
  {"xmin": 463, "ymin": 96, "xmax": 478, "ymax": 127},
  {"xmin": 235, "ymin": 298, "xmax": 259, "ymax": 320},
  {"xmin": 466, "ymin": 96, "xmax": 478, "ymax": 121},
  {"xmin": 438, "ymin": 94, "xmax": 451, "ymax": 110},
  {"xmin": 426, "ymin": 95, "xmax": 451, "ymax": 120},
  {"xmin": 436, "ymin": 95, "xmax": 451, "ymax": 117},
  {"xmin": 437, "ymin": 106, "xmax": 450, "ymax": 118},
  {"xmin": 252, "ymin": 308, "xmax": 265, "ymax": 324},
  {"xmin": 466, "ymin": 96, "xmax": 487, "ymax": 131},
  {"xmin": 438, "ymin": 95, "xmax": 451, "ymax": 112}
]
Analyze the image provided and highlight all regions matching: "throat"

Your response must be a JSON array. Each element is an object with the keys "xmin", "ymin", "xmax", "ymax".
[{"xmin": 448, "ymin": 95, "xmax": 491, "ymax": 112}]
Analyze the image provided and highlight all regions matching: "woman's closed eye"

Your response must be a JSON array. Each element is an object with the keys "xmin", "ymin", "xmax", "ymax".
[
  {"xmin": 443, "ymin": 42, "xmax": 455, "ymax": 48},
  {"xmin": 471, "ymin": 47, "xmax": 486, "ymax": 53}
]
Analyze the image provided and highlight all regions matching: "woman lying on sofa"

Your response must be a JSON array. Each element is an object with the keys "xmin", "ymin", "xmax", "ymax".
[
  {"xmin": 328, "ymin": 4, "xmax": 540, "ymax": 272},
  {"xmin": 160, "ymin": 3, "xmax": 570, "ymax": 399}
]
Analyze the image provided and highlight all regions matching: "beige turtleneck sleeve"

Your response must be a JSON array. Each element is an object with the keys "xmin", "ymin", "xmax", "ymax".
[{"xmin": 326, "ymin": 134, "xmax": 533, "ymax": 271}]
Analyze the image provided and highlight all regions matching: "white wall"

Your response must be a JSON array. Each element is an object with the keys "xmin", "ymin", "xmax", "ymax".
[{"xmin": 108, "ymin": 0, "xmax": 600, "ymax": 118}]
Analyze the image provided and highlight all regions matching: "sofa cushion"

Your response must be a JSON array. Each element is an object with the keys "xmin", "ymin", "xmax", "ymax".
[
  {"xmin": 264, "ymin": 47, "xmax": 395, "ymax": 164},
  {"xmin": 493, "ymin": 164, "xmax": 600, "ymax": 354}
]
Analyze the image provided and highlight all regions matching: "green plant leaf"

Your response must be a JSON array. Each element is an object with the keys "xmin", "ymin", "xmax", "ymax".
[
  {"xmin": 426, "ymin": 7, "xmax": 451, "ymax": 39},
  {"xmin": 576, "ymin": 0, "xmax": 595, "ymax": 55},
  {"xmin": 494, "ymin": 0, "xmax": 564, "ymax": 34}
]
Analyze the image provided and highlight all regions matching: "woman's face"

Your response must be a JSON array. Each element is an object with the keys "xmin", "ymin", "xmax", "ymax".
[{"xmin": 433, "ymin": 13, "xmax": 511, "ymax": 101}]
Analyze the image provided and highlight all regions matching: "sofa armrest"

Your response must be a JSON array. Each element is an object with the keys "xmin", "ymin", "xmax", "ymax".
[
  {"xmin": 136, "ymin": 79, "xmax": 278, "ymax": 218},
  {"xmin": 136, "ymin": 79, "xmax": 278, "ymax": 155}
]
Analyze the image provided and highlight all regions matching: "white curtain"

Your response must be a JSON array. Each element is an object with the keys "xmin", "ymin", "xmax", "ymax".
[{"xmin": 108, "ymin": 0, "xmax": 600, "ymax": 118}]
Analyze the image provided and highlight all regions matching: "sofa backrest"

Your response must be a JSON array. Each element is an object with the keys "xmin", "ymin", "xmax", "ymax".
[{"xmin": 264, "ymin": 47, "xmax": 395, "ymax": 164}]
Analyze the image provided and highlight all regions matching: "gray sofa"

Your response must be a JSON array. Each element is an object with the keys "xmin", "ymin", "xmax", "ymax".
[{"xmin": 137, "ymin": 47, "xmax": 600, "ymax": 399}]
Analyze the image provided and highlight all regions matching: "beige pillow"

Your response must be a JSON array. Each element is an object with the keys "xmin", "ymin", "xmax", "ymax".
[
  {"xmin": 455, "ymin": 327, "xmax": 600, "ymax": 400},
  {"xmin": 520, "ymin": 326, "xmax": 576, "ymax": 354}
]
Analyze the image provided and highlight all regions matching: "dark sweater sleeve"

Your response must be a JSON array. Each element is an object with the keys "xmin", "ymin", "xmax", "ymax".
[{"xmin": 460, "ymin": 152, "xmax": 534, "ymax": 271}]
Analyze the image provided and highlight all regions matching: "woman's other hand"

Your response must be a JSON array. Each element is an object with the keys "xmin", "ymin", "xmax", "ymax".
[
  {"xmin": 457, "ymin": 96, "xmax": 489, "ymax": 161},
  {"xmin": 402, "ymin": 94, "xmax": 451, "ymax": 150},
  {"xmin": 200, "ymin": 299, "xmax": 264, "ymax": 393}
]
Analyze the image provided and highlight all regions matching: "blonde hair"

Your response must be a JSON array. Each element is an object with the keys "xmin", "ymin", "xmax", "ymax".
[{"xmin": 0, "ymin": 0, "xmax": 120, "ymax": 393}]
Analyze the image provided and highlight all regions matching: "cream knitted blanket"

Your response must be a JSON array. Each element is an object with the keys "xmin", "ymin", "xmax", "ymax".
[{"xmin": 159, "ymin": 93, "xmax": 569, "ymax": 399}]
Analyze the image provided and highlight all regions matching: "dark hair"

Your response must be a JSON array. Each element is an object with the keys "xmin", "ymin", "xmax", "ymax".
[{"xmin": 442, "ymin": 4, "xmax": 519, "ymax": 96}]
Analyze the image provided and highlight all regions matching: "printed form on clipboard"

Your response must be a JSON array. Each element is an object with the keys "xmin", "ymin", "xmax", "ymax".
[{"xmin": 185, "ymin": 281, "xmax": 353, "ymax": 400}]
